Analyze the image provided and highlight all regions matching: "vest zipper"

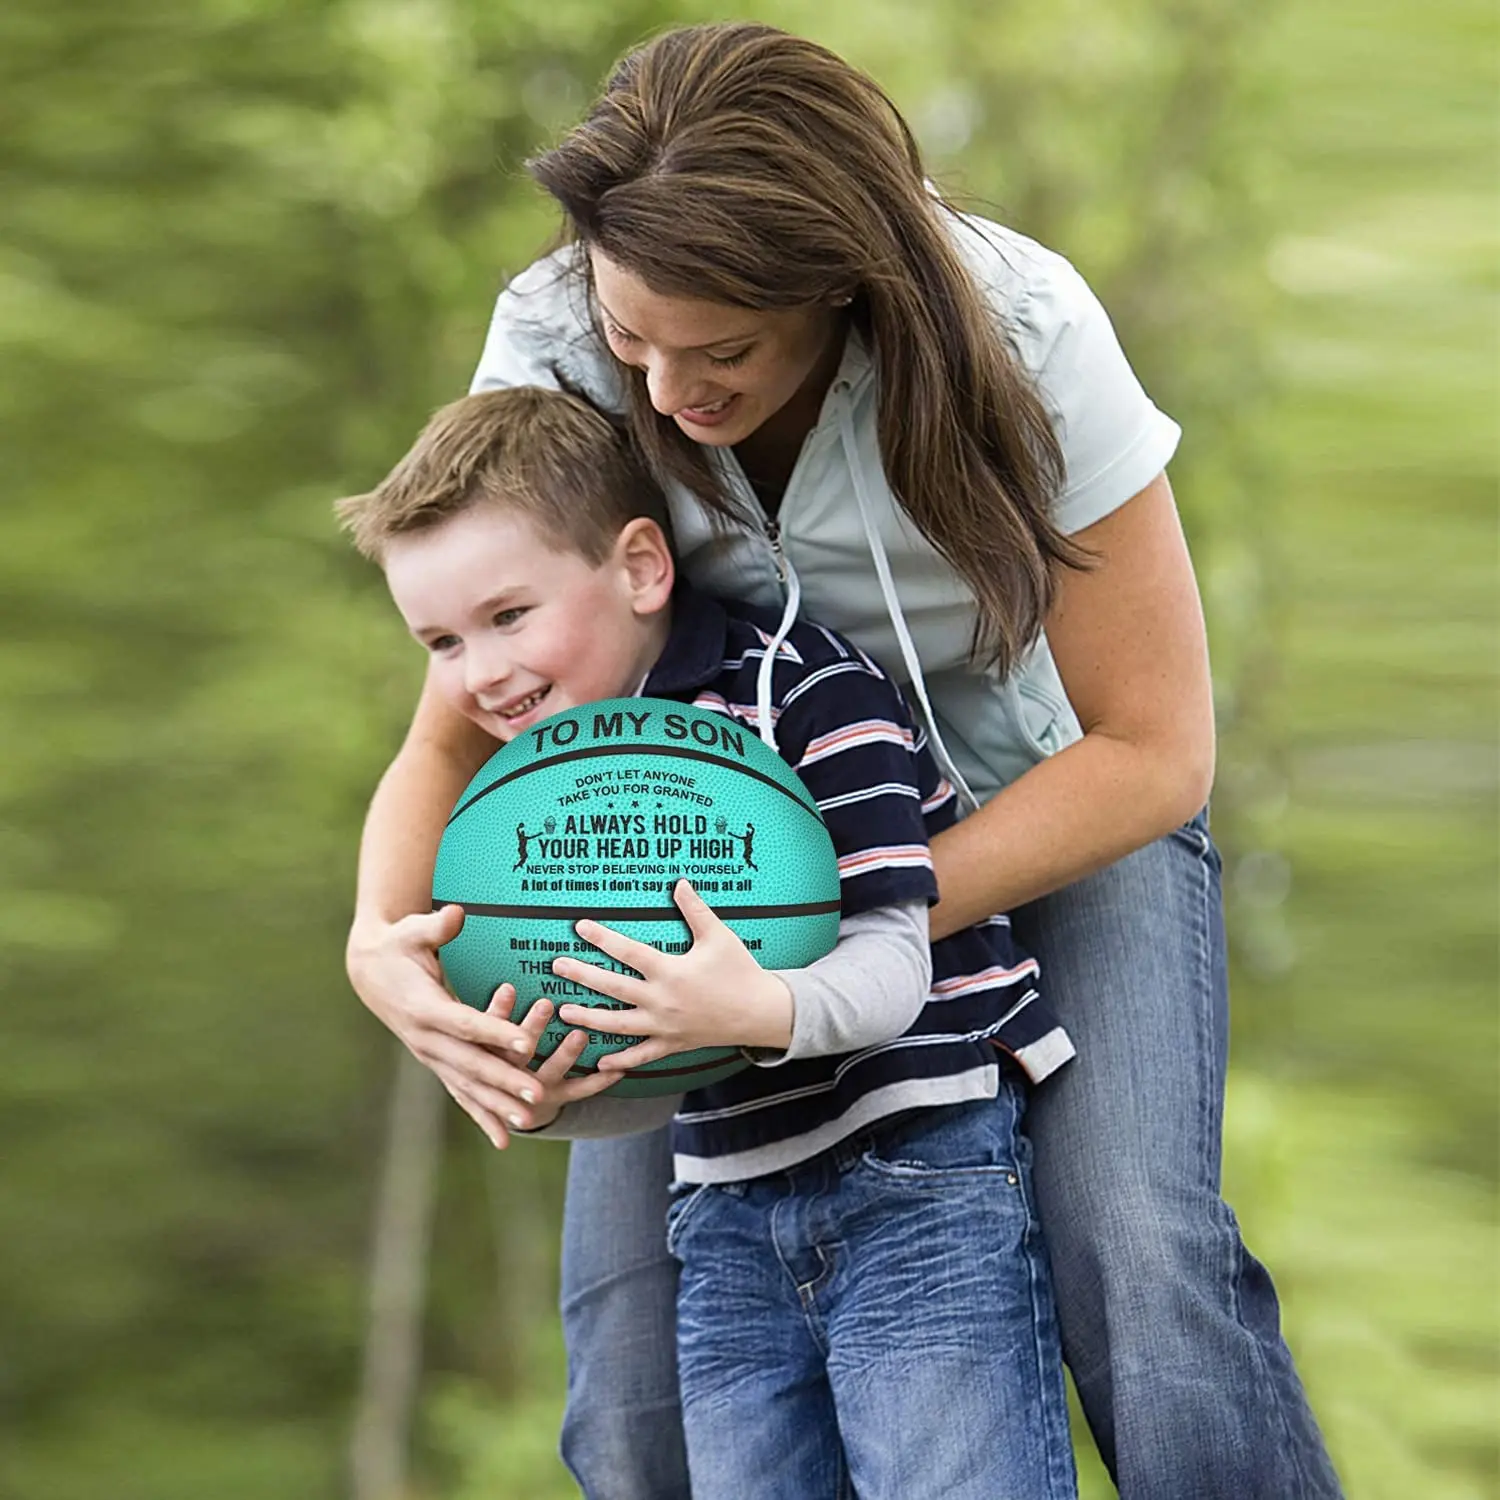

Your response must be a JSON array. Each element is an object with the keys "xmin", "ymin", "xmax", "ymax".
[
  {"xmin": 726, "ymin": 372, "xmax": 851, "ymax": 597},
  {"xmin": 763, "ymin": 516, "xmax": 787, "ymax": 582},
  {"xmin": 721, "ymin": 447, "xmax": 794, "ymax": 593}
]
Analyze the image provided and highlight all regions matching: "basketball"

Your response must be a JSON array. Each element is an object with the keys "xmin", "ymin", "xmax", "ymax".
[{"xmin": 433, "ymin": 697, "xmax": 842, "ymax": 1098}]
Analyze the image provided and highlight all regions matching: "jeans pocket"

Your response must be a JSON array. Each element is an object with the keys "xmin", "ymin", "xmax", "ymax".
[
  {"xmin": 859, "ymin": 1097, "xmax": 1024, "ymax": 1185},
  {"xmin": 664, "ymin": 1182, "xmax": 713, "ymax": 1258}
]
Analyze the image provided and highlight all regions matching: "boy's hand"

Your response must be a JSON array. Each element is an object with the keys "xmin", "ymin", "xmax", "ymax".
[
  {"xmin": 347, "ymin": 906, "xmax": 558, "ymax": 1148},
  {"xmin": 553, "ymin": 880, "xmax": 794, "ymax": 1072}
]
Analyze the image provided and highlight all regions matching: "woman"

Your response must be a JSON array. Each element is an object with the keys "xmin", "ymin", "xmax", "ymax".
[{"xmin": 345, "ymin": 23, "xmax": 1340, "ymax": 1500}]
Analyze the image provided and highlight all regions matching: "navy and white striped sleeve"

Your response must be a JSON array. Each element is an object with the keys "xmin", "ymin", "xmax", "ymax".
[{"xmin": 774, "ymin": 656, "xmax": 939, "ymax": 921}]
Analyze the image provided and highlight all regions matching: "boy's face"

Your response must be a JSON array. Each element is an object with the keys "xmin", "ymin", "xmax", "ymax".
[{"xmin": 384, "ymin": 505, "xmax": 673, "ymax": 742}]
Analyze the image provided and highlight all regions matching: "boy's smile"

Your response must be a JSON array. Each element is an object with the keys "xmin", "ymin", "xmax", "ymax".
[{"xmin": 383, "ymin": 505, "xmax": 673, "ymax": 743}]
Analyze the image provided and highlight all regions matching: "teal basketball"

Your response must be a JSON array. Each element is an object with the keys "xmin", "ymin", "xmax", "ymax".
[{"xmin": 433, "ymin": 697, "xmax": 842, "ymax": 1098}]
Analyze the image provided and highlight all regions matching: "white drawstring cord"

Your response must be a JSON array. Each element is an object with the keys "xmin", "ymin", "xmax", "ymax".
[
  {"xmin": 836, "ymin": 394, "xmax": 981, "ymax": 814},
  {"xmin": 753, "ymin": 554, "xmax": 800, "ymax": 753}
]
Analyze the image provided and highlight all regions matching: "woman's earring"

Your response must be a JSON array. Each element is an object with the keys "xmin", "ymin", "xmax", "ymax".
[{"xmin": 832, "ymin": 294, "xmax": 854, "ymax": 307}]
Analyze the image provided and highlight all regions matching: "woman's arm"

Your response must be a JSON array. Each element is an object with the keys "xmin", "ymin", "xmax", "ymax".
[
  {"xmin": 346, "ymin": 669, "xmax": 561, "ymax": 1146},
  {"xmin": 927, "ymin": 471, "xmax": 1215, "ymax": 940},
  {"xmin": 349, "ymin": 670, "xmax": 496, "ymax": 931}
]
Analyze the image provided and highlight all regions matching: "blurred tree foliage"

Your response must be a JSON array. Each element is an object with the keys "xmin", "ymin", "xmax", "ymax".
[{"xmin": 0, "ymin": 1, "xmax": 1492, "ymax": 1497}]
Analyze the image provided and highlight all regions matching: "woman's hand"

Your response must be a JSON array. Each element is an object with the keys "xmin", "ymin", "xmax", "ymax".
[
  {"xmin": 515, "ymin": 1004, "xmax": 631, "ymax": 1132},
  {"xmin": 348, "ymin": 906, "xmax": 558, "ymax": 1147},
  {"xmin": 554, "ymin": 880, "xmax": 794, "ymax": 1071}
]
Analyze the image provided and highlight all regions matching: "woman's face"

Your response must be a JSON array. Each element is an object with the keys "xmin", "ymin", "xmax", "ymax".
[{"xmin": 590, "ymin": 250, "xmax": 844, "ymax": 449}]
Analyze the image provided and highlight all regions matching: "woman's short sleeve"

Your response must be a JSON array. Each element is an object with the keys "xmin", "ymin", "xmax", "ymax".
[
  {"xmin": 960, "ymin": 219, "xmax": 1181, "ymax": 536},
  {"xmin": 1012, "ymin": 251, "xmax": 1181, "ymax": 534},
  {"xmin": 468, "ymin": 248, "xmax": 626, "ymax": 410}
]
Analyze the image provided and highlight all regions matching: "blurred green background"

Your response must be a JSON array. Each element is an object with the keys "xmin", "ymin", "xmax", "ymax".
[{"xmin": 2, "ymin": 0, "xmax": 1494, "ymax": 1496}]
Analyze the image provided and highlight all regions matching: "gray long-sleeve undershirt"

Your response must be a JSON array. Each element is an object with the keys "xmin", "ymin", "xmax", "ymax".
[{"xmin": 521, "ymin": 899, "xmax": 931, "ymax": 1141}]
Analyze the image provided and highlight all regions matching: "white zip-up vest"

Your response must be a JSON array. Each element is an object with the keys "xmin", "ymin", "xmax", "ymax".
[{"xmin": 471, "ymin": 213, "xmax": 1180, "ymax": 810}]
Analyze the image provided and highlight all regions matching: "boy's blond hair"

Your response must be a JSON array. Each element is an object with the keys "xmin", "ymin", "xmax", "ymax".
[{"xmin": 337, "ymin": 386, "xmax": 671, "ymax": 563}]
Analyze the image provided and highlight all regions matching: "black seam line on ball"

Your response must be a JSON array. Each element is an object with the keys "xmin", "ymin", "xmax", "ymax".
[
  {"xmin": 432, "ymin": 899, "xmax": 843, "ymax": 921},
  {"xmin": 566, "ymin": 1055, "xmax": 743, "ymax": 1081},
  {"xmin": 446, "ymin": 742, "xmax": 820, "ymax": 827}
]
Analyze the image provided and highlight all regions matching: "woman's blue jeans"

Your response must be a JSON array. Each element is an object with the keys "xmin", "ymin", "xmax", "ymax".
[{"xmin": 557, "ymin": 813, "xmax": 1342, "ymax": 1499}]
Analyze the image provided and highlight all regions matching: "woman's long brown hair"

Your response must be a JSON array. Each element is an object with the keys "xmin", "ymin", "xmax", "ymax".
[{"xmin": 528, "ymin": 22, "xmax": 1086, "ymax": 676}]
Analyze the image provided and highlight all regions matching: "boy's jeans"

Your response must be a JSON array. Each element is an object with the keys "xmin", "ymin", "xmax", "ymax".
[
  {"xmin": 667, "ymin": 1092, "xmax": 1077, "ymax": 1500},
  {"xmin": 557, "ymin": 813, "xmax": 1342, "ymax": 1500}
]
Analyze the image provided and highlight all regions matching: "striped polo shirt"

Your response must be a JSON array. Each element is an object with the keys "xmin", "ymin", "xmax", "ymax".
[{"xmin": 646, "ymin": 586, "xmax": 1074, "ymax": 1184}]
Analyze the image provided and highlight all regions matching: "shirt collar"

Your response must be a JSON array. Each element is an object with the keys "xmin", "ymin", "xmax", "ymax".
[{"xmin": 641, "ymin": 582, "xmax": 731, "ymax": 698}]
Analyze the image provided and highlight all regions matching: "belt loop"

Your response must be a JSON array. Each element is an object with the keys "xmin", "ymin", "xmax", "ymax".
[{"xmin": 833, "ymin": 1128, "xmax": 872, "ymax": 1174}]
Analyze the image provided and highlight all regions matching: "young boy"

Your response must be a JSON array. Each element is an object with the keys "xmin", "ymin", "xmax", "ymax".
[{"xmin": 340, "ymin": 386, "xmax": 1080, "ymax": 1500}]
